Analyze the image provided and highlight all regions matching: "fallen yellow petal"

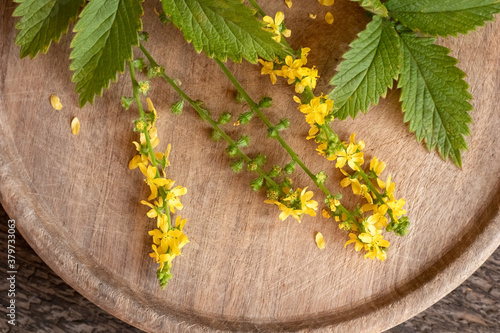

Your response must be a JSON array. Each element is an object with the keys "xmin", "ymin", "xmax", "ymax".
[
  {"xmin": 325, "ymin": 12, "xmax": 334, "ymax": 24},
  {"xmin": 322, "ymin": 209, "xmax": 331, "ymax": 218},
  {"xmin": 71, "ymin": 117, "xmax": 80, "ymax": 135},
  {"xmin": 315, "ymin": 232, "xmax": 325, "ymax": 249},
  {"xmin": 319, "ymin": 0, "xmax": 334, "ymax": 5},
  {"xmin": 285, "ymin": 0, "xmax": 292, "ymax": 8},
  {"xmin": 50, "ymin": 94, "xmax": 62, "ymax": 110},
  {"xmin": 309, "ymin": 13, "xmax": 317, "ymax": 19}
]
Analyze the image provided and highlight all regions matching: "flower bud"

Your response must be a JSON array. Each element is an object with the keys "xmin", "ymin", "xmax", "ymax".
[
  {"xmin": 171, "ymin": 100, "xmax": 184, "ymax": 115},
  {"xmin": 269, "ymin": 165, "xmax": 282, "ymax": 177},
  {"xmin": 258, "ymin": 96, "xmax": 273, "ymax": 108},
  {"xmin": 250, "ymin": 177, "xmax": 264, "ymax": 191},
  {"xmin": 283, "ymin": 161, "xmax": 296, "ymax": 175},
  {"xmin": 211, "ymin": 129, "xmax": 222, "ymax": 141},
  {"xmin": 226, "ymin": 144, "xmax": 239, "ymax": 158},
  {"xmin": 230, "ymin": 159, "xmax": 244, "ymax": 173},
  {"xmin": 267, "ymin": 127, "xmax": 278, "ymax": 138},
  {"xmin": 217, "ymin": 112, "xmax": 231, "ymax": 124},
  {"xmin": 275, "ymin": 118, "xmax": 290, "ymax": 131},
  {"xmin": 234, "ymin": 91, "xmax": 246, "ymax": 104},
  {"xmin": 253, "ymin": 153, "xmax": 267, "ymax": 166},
  {"xmin": 237, "ymin": 111, "xmax": 253, "ymax": 125}
]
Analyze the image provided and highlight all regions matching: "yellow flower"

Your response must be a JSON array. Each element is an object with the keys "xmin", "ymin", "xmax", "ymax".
[
  {"xmin": 258, "ymin": 59, "xmax": 282, "ymax": 84},
  {"xmin": 162, "ymin": 229, "xmax": 188, "ymax": 256},
  {"xmin": 281, "ymin": 55, "xmax": 304, "ymax": 82},
  {"xmin": 294, "ymin": 67, "xmax": 319, "ymax": 93},
  {"xmin": 358, "ymin": 232, "xmax": 390, "ymax": 261},
  {"xmin": 336, "ymin": 143, "xmax": 364, "ymax": 170},
  {"xmin": 327, "ymin": 197, "xmax": 340, "ymax": 212},
  {"xmin": 264, "ymin": 199, "xmax": 304, "ymax": 222},
  {"xmin": 322, "ymin": 208, "xmax": 331, "ymax": 218},
  {"xmin": 296, "ymin": 95, "xmax": 333, "ymax": 125},
  {"xmin": 315, "ymin": 232, "xmax": 325, "ymax": 249},
  {"xmin": 344, "ymin": 233, "xmax": 365, "ymax": 252},
  {"xmin": 149, "ymin": 244, "xmax": 172, "ymax": 270},
  {"xmin": 265, "ymin": 187, "xmax": 317, "ymax": 222},
  {"xmin": 365, "ymin": 213, "xmax": 388, "ymax": 230},
  {"xmin": 141, "ymin": 198, "xmax": 169, "ymax": 229},
  {"xmin": 387, "ymin": 198, "xmax": 407, "ymax": 218},
  {"xmin": 263, "ymin": 12, "xmax": 291, "ymax": 42},
  {"xmin": 129, "ymin": 154, "xmax": 148, "ymax": 170},
  {"xmin": 139, "ymin": 164, "xmax": 174, "ymax": 200},
  {"xmin": 299, "ymin": 187, "xmax": 318, "ymax": 217},
  {"xmin": 377, "ymin": 174, "xmax": 395, "ymax": 200},
  {"xmin": 351, "ymin": 181, "xmax": 373, "ymax": 204},
  {"xmin": 149, "ymin": 225, "xmax": 189, "ymax": 257},
  {"xmin": 165, "ymin": 182, "xmax": 187, "ymax": 213},
  {"xmin": 370, "ymin": 156, "xmax": 386, "ymax": 176}
]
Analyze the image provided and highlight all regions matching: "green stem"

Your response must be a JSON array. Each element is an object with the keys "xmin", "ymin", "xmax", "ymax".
[
  {"xmin": 139, "ymin": 44, "xmax": 282, "ymax": 193},
  {"xmin": 129, "ymin": 61, "xmax": 159, "ymax": 169},
  {"xmin": 214, "ymin": 59, "xmax": 363, "ymax": 231},
  {"xmin": 216, "ymin": 60, "xmax": 319, "ymax": 187},
  {"xmin": 354, "ymin": 163, "xmax": 398, "ymax": 223},
  {"xmin": 247, "ymin": 0, "xmax": 265, "ymax": 17}
]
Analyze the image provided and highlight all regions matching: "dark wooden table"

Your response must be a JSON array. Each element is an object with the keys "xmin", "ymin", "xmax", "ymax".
[{"xmin": 0, "ymin": 203, "xmax": 498, "ymax": 332}]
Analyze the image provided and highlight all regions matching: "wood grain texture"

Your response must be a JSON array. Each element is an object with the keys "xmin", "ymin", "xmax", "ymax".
[
  {"xmin": 1, "ymin": 1, "xmax": 499, "ymax": 332},
  {"xmin": 0, "ymin": 206, "xmax": 498, "ymax": 332}
]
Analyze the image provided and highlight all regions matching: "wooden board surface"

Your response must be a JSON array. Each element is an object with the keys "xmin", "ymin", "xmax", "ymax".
[{"xmin": 1, "ymin": 1, "xmax": 499, "ymax": 332}]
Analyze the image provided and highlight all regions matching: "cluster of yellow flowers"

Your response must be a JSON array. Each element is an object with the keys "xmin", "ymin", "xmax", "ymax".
[
  {"xmin": 265, "ymin": 186, "xmax": 318, "ymax": 222},
  {"xmin": 258, "ymin": 45, "xmax": 319, "ymax": 93},
  {"xmin": 335, "ymin": 136, "xmax": 408, "ymax": 261},
  {"xmin": 129, "ymin": 98, "xmax": 189, "ymax": 288},
  {"xmin": 257, "ymin": 11, "xmax": 409, "ymax": 260}
]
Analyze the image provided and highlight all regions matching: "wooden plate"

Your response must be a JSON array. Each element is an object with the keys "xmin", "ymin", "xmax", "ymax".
[{"xmin": 1, "ymin": 2, "xmax": 499, "ymax": 332}]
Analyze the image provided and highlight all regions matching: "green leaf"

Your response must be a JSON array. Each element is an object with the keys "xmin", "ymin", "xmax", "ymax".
[
  {"xmin": 13, "ymin": 0, "xmax": 85, "ymax": 58},
  {"xmin": 386, "ymin": 0, "xmax": 500, "ymax": 37},
  {"xmin": 70, "ymin": 0, "xmax": 144, "ymax": 107},
  {"xmin": 161, "ymin": 0, "xmax": 285, "ymax": 63},
  {"xmin": 328, "ymin": 16, "xmax": 401, "ymax": 119},
  {"xmin": 351, "ymin": 0, "xmax": 388, "ymax": 17},
  {"xmin": 398, "ymin": 30, "xmax": 472, "ymax": 166}
]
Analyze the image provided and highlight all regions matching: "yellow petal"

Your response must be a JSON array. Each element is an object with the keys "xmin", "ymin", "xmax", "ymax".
[
  {"xmin": 50, "ymin": 94, "xmax": 62, "ymax": 110},
  {"xmin": 325, "ymin": 12, "xmax": 334, "ymax": 24},
  {"xmin": 284, "ymin": 0, "xmax": 292, "ymax": 8},
  {"xmin": 275, "ymin": 12, "xmax": 285, "ymax": 25},
  {"xmin": 315, "ymin": 232, "xmax": 325, "ymax": 249},
  {"xmin": 263, "ymin": 16, "xmax": 274, "ymax": 25},
  {"xmin": 129, "ymin": 155, "xmax": 144, "ymax": 170},
  {"xmin": 318, "ymin": 0, "xmax": 334, "ymax": 5},
  {"xmin": 282, "ymin": 29, "xmax": 291, "ymax": 38},
  {"xmin": 71, "ymin": 117, "xmax": 80, "ymax": 135},
  {"xmin": 358, "ymin": 233, "xmax": 372, "ymax": 244},
  {"xmin": 322, "ymin": 209, "xmax": 331, "ymax": 218},
  {"xmin": 147, "ymin": 97, "xmax": 155, "ymax": 112},
  {"xmin": 309, "ymin": 13, "xmax": 317, "ymax": 19}
]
